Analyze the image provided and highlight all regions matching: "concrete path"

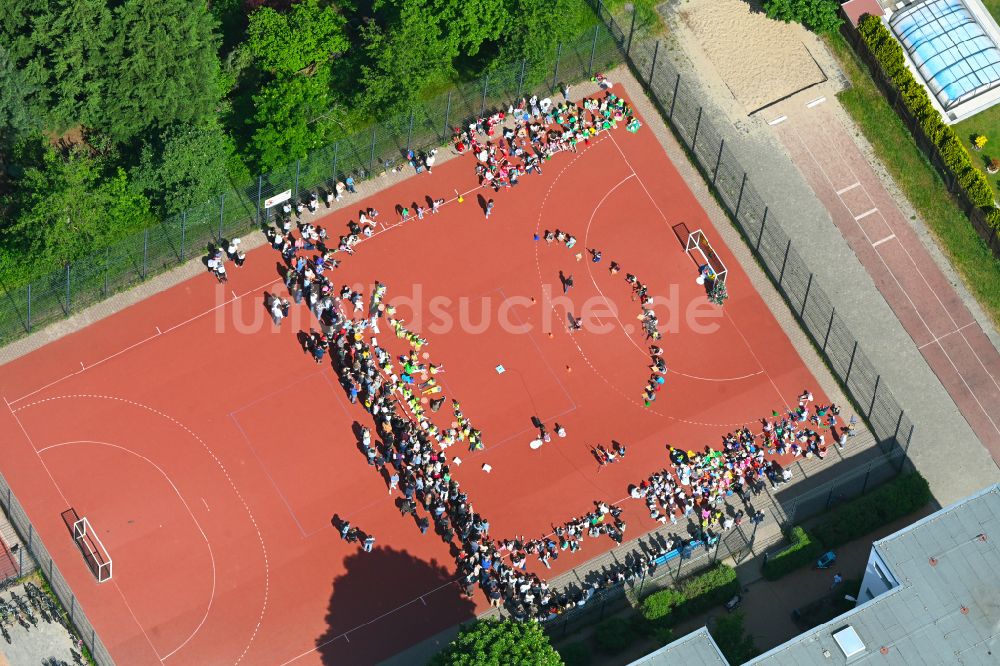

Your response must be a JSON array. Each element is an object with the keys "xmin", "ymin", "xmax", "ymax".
[{"xmin": 771, "ymin": 103, "xmax": 1000, "ymax": 459}]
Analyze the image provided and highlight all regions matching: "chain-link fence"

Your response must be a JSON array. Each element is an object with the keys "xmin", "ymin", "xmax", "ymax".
[
  {"xmin": 593, "ymin": 4, "xmax": 913, "ymax": 470},
  {"xmin": 541, "ymin": 527, "xmax": 746, "ymax": 639},
  {"xmin": 0, "ymin": 470, "xmax": 113, "ymax": 665},
  {"xmin": 0, "ymin": 23, "xmax": 622, "ymax": 348}
]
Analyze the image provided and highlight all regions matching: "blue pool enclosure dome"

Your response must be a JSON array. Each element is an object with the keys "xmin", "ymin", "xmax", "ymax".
[{"xmin": 889, "ymin": 0, "xmax": 1000, "ymax": 123}]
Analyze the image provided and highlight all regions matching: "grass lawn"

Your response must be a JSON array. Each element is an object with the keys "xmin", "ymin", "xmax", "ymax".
[
  {"xmin": 824, "ymin": 31, "xmax": 1000, "ymax": 327},
  {"xmin": 953, "ymin": 0, "xmax": 1000, "ymax": 198},
  {"xmin": 953, "ymin": 108, "xmax": 1000, "ymax": 199}
]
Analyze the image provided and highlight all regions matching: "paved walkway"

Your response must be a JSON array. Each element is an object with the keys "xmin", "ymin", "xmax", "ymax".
[{"xmin": 771, "ymin": 102, "xmax": 1000, "ymax": 460}]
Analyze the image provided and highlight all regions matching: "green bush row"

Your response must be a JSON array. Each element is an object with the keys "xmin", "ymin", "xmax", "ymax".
[
  {"xmin": 761, "ymin": 526, "xmax": 825, "ymax": 580},
  {"xmin": 639, "ymin": 563, "xmax": 739, "ymax": 625},
  {"xmin": 857, "ymin": 15, "xmax": 998, "ymax": 220},
  {"xmin": 812, "ymin": 471, "xmax": 931, "ymax": 548},
  {"xmin": 762, "ymin": 472, "xmax": 931, "ymax": 580}
]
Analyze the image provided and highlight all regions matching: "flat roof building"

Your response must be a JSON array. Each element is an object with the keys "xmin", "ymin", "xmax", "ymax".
[{"xmin": 629, "ymin": 483, "xmax": 1000, "ymax": 665}]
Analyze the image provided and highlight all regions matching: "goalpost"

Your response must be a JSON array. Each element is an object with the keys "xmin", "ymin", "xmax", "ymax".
[
  {"xmin": 685, "ymin": 229, "xmax": 728, "ymax": 285},
  {"xmin": 72, "ymin": 517, "xmax": 113, "ymax": 583}
]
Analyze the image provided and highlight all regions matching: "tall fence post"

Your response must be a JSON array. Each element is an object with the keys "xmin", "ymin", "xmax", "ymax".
[
  {"xmin": 443, "ymin": 91, "xmax": 454, "ymax": 141},
  {"xmin": 649, "ymin": 40, "xmax": 659, "ymax": 85},
  {"xmin": 180, "ymin": 211, "xmax": 187, "ymax": 261},
  {"xmin": 552, "ymin": 44, "xmax": 562, "ymax": 91},
  {"xmin": 406, "ymin": 109, "xmax": 414, "ymax": 152},
  {"xmin": 800, "ymin": 273, "xmax": 813, "ymax": 319},
  {"xmin": 778, "ymin": 239, "xmax": 791, "ymax": 285},
  {"xmin": 65, "ymin": 264, "xmax": 71, "ymax": 313},
  {"xmin": 734, "ymin": 172, "xmax": 747, "ymax": 220},
  {"xmin": 142, "ymin": 229, "xmax": 149, "ymax": 280},
  {"xmin": 333, "ymin": 141, "xmax": 339, "ymax": 182},
  {"xmin": 894, "ymin": 410, "xmax": 904, "ymax": 442},
  {"xmin": 219, "ymin": 193, "xmax": 226, "ymax": 241},
  {"xmin": 369, "ymin": 126, "xmax": 377, "ymax": 175},
  {"xmin": 481, "ymin": 74, "xmax": 490, "ymax": 117},
  {"xmin": 845, "ymin": 341, "xmax": 858, "ymax": 386},
  {"xmin": 626, "ymin": 10, "xmax": 637, "ymax": 56},
  {"xmin": 588, "ymin": 24, "xmax": 600, "ymax": 75},
  {"xmin": 669, "ymin": 72, "xmax": 680, "ymax": 118},
  {"xmin": 713, "ymin": 138, "xmax": 724, "ymax": 185},
  {"xmin": 823, "ymin": 308, "xmax": 835, "ymax": 351},
  {"xmin": 26, "ymin": 283, "xmax": 32, "ymax": 333},
  {"xmin": 692, "ymin": 107, "xmax": 703, "ymax": 153},
  {"xmin": 868, "ymin": 375, "xmax": 881, "ymax": 420},
  {"xmin": 256, "ymin": 175, "xmax": 263, "ymax": 227},
  {"xmin": 517, "ymin": 59, "xmax": 527, "ymax": 98},
  {"xmin": 756, "ymin": 208, "xmax": 768, "ymax": 252},
  {"xmin": 292, "ymin": 160, "xmax": 302, "ymax": 202}
]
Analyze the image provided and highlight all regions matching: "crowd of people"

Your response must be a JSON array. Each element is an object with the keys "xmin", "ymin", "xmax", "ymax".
[{"xmin": 249, "ymin": 86, "xmax": 855, "ymax": 623}]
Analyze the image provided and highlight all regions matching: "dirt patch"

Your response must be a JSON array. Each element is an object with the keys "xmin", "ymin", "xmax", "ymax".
[{"xmin": 677, "ymin": 0, "xmax": 826, "ymax": 113}]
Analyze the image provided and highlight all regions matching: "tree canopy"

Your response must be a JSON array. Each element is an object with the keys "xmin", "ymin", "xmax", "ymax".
[
  {"xmin": 0, "ymin": 0, "xmax": 605, "ymax": 286},
  {"xmin": 430, "ymin": 619, "xmax": 563, "ymax": 666}
]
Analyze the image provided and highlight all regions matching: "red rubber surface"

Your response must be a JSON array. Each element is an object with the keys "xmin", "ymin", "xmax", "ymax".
[{"xmin": 0, "ymin": 89, "xmax": 823, "ymax": 665}]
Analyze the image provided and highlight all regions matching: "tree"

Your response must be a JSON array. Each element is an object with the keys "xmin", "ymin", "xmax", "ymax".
[
  {"xmin": 494, "ymin": 0, "xmax": 592, "ymax": 77},
  {"xmin": 5, "ymin": 148, "xmax": 152, "ymax": 270},
  {"xmin": 249, "ymin": 66, "xmax": 347, "ymax": 171},
  {"xmin": 710, "ymin": 612, "xmax": 759, "ymax": 664},
  {"xmin": 358, "ymin": 0, "xmax": 457, "ymax": 115},
  {"xmin": 762, "ymin": 0, "xmax": 842, "ymax": 34},
  {"xmin": 100, "ymin": 0, "xmax": 222, "ymax": 143},
  {"xmin": 134, "ymin": 121, "xmax": 240, "ymax": 216},
  {"xmin": 32, "ymin": 0, "xmax": 113, "ymax": 130},
  {"xmin": 247, "ymin": 0, "xmax": 348, "ymax": 75},
  {"xmin": 0, "ymin": 46, "xmax": 40, "ymax": 145},
  {"xmin": 430, "ymin": 619, "xmax": 563, "ymax": 666}
]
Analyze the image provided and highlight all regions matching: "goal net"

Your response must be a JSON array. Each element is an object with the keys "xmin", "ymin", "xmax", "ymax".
[
  {"xmin": 685, "ymin": 229, "xmax": 728, "ymax": 285},
  {"xmin": 72, "ymin": 517, "xmax": 113, "ymax": 583}
]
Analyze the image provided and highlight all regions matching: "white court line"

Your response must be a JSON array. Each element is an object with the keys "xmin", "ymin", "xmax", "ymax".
[
  {"xmin": 853, "ymin": 208, "xmax": 878, "ymax": 221},
  {"xmin": 917, "ymin": 321, "xmax": 978, "ymax": 350},
  {"xmin": 871, "ymin": 234, "xmax": 896, "ymax": 248},
  {"xmin": 768, "ymin": 115, "xmax": 788, "ymax": 126},
  {"xmin": 8, "ymin": 278, "xmax": 281, "ymax": 405},
  {"xmin": 37, "ymin": 440, "xmax": 218, "ymax": 662},
  {"xmin": 806, "ymin": 96, "xmax": 827, "ymax": 108},
  {"xmin": 836, "ymin": 182, "xmax": 860, "ymax": 195}
]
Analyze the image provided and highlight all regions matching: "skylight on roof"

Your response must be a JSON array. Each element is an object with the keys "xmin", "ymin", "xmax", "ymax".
[{"xmin": 832, "ymin": 626, "xmax": 866, "ymax": 658}]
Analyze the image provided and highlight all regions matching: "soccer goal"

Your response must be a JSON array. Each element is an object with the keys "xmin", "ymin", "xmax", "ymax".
[
  {"xmin": 685, "ymin": 229, "xmax": 728, "ymax": 285},
  {"xmin": 72, "ymin": 516, "xmax": 113, "ymax": 583}
]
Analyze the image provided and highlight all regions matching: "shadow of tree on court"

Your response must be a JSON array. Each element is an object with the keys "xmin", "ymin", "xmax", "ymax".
[{"xmin": 314, "ymin": 544, "xmax": 477, "ymax": 664}]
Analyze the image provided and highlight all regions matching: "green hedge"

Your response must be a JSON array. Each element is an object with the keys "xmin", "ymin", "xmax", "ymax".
[
  {"xmin": 857, "ymin": 14, "xmax": 997, "ymax": 210},
  {"xmin": 640, "ymin": 564, "xmax": 739, "ymax": 625},
  {"xmin": 811, "ymin": 472, "xmax": 931, "ymax": 549},
  {"xmin": 593, "ymin": 617, "xmax": 635, "ymax": 654},
  {"xmin": 763, "ymin": 472, "xmax": 932, "ymax": 580},
  {"xmin": 761, "ymin": 526, "xmax": 824, "ymax": 581}
]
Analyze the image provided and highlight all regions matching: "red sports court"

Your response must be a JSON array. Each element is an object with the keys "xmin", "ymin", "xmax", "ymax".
[{"xmin": 0, "ymin": 88, "xmax": 824, "ymax": 665}]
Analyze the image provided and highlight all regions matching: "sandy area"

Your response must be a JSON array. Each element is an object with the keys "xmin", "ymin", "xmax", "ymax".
[{"xmin": 677, "ymin": 0, "xmax": 827, "ymax": 113}]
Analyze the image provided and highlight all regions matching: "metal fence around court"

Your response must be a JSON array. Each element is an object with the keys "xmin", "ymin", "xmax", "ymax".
[
  {"xmin": 0, "ymin": 23, "xmax": 622, "ymax": 348},
  {"xmin": 594, "ymin": 5, "xmax": 914, "ymax": 470},
  {"xmin": 0, "ymin": 469, "xmax": 114, "ymax": 665}
]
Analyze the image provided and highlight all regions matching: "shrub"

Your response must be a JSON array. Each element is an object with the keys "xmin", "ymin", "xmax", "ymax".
[
  {"xmin": 857, "ymin": 15, "xmax": 993, "ymax": 210},
  {"xmin": 762, "ymin": 526, "xmax": 824, "ymax": 580},
  {"xmin": 593, "ymin": 617, "xmax": 635, "ymax": 654},
  {"xmin": 559, "ymin": 641, "xmax": 592, "ymax": 666},
  {"xmin": 763, "ymin": 0, "xmax": 843, "ymax": 34},
  {"xmin": 985, "ymin": 207, "xmax": 1000, "ymax": 229},
  {"xmin": 681, "ymin": 563, "xmax": 739, "ymax": 616},
  {"xmin": 641, "ymin": 587, "xmax": 686, "ymax": 622},
  {"xmin": 811, "ymin": 472, "xmax": 931, "ymax": 549},
  {"xmin": 711, "ymin": 612, "xmax": 760, "ymax": 664}
]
